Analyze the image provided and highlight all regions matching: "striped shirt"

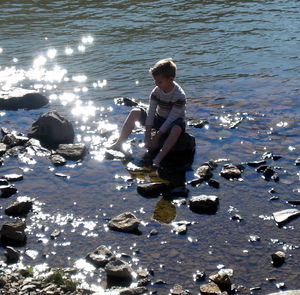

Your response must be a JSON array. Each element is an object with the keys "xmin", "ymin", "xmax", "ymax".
[{"xmin": 145, "ymin": 81, "xmax": 186, "ymax": 133}]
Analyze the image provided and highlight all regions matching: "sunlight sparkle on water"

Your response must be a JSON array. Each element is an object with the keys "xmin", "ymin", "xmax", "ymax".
[
  {"xmin": 82, "ymin": 36, "xmax": 94, "ymax": 44},
  {"xmin": 0, "ymin": 48, "xmax": 3, "ymax": 53},
  {"xmin": 33, "ymin": 55, "xmax": 47, "ymax": 68},
  {"xmin": 65, "ymin": 47, "xmax": 74, "ymax": 55},
  {"xmin": 78, "ymin": 45, "xmax": 86, "ymax": 52},
  {"xmin": 47, "ymin": 48, "xmax": 57, "ymax": 59},
  {"xmin": 72, "ymin": 75, "xmax": 87, "ymax": 83}
]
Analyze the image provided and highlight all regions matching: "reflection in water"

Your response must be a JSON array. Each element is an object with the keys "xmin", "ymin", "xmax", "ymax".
[{"xmin": 153, "ymin": 198, "xmax": 176, "ymax": 224}]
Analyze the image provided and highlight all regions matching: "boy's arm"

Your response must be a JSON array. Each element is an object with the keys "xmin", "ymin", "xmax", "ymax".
[{"xmin": 144, "ymin": 94, "xmax": 158, "ymax": 145}]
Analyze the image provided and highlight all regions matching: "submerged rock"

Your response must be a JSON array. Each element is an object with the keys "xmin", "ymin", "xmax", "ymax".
[
  {"xmin": 108, "ymin": 212, "xmax": 140, "ymax": 232},
  {"xmin": 86, "ymin": 245, "xmax": 115, "ymax": 268},
  {"xmin": 220, "ymin": 164, "xmax": 242, "ymax": 180},
  {"xmin": 295, "ymin": 158, "xmax": 300, "ymax": 166},
  {"xmin": 0, "ymin": 88, "xmax": 48, "ymax": 110},
  {"xmin": 189, "ymin": 195, "xmax": 219, "ymax": 214},
  {"xmin": 0, "ymin": 220, "xmax": 26, "ymax": 242},
  {"xmin": 28, "ymin": 111, "xmax": 74, "ymax": 146},
  {"xmin": 105, "ymin": 259, "xmax": 133, "ymax": 282},
  {"xmin": 105, "ymin": 149, "xmax": 127, "ymax": 160},
  {"xmin": 5, "ymin": 198, "xmax": 33, "ymax": 216},
  {"xmin": 273, "ymin": 209, "xmax": 300, "ymax": 226},
  {"xmin": 271, "ymin": 251, "xmax": 286, "ymax": 267},
  {"xmin": 137, "ymin": 183, "xmax": 167, "ymax": 198}
]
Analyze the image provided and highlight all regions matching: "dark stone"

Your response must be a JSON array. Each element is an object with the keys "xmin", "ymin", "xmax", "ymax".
[
  {"xmin": 193, "ymin": 270, "xmax": 206, "ymax": 282},
  {"xmin": 262, "ymin": 152, "xmax": 281, "ymax": 161},
  {"xmin": 6, "ymin": 146, "xmax": 26, "ymax": 157},
  {"xmin": 208, "ymin": 179, "xmax": 220, "ymax": 189},
  {"xmin": 187, "ymin": 119, "xmax": 209, "ymax": 128},
  {"xmin": 209, "ymin": 269, "xmax": 233, "ymax": 291},
  {"xmin": 5, "ymin": 246, "xmax": 20, "ymax": 263},
  {"xmin": 189, "ymin": 195, "xmax": 219, "ymax": 214},
  {"xmin": 220, "ymin": 164, "xmax": 242, "ymax": 180},
  {"xmin": 56, "ymin": 144, "xmax": 87, "ymax": 161},
  {"xmin": 5, "ymin": 199, "xmax": 33, "ymax": 216},
  {"xmin": 287, "ymin": 200, "xmax": 300, "ymax": 205},
  {"xmin": 137, "ymin": 183, "xmax": 167, "ymax": 198},
  {"xmin": 231, "ymin": 214, "xmax": 243, "ymax": 222},
  {"xmin": 86, "ymin": 245, "xmax": 115, "ymax": 268},
  {"xmin": 295, "ymin": 158, "xmax": 300, "ymax": 166},
  {"xmin": 246, "ymin": 160, "xmax": 266, "ymax": 167},
  {"xmin": 105, "ymin": 259, "xmax": 133, "ymax": 282},
  {"xmin": 248, "ymin": 235, "xmax": 260, "ymax": 242},
  {"xmin": 0, "ymin": 179, "xmax": 9, "ymax": 185},
  {"xmin": 0, "ymin": 220, "xmax": 26, "ymax": 242},
  {"xmin": 0, "ymin": 185, "xmax": 18, "ymax": 198},
  {"xmin": 188, "ymin": 178, "xmax": 204, "ymax": 187},
  {"xmin": 108, "ymin": 212, "xmax": 140, "ymax": 232},
  {"xmin": 271, "ymin": 251, "xmax": 286, "ymax": 267},
  {"xmin": 0, "ymin": 89, "xmax": 48, "ymax": 110},
  {"xmin": 195, "ymin": 165, "xmax": 213, "ymax": 180},
  {"xmin": 114, "ymin": 97, "xmax": 138, "ymax": 107},
  {"xmin": 28, "ymin": 111, "xmax": 74, "ymax": 146},
  {"xmin": 49, "ymin": 154, "xmax": 67, "ymax": 166}
]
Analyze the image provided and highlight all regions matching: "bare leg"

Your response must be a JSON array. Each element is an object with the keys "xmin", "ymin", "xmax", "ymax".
[
  {"xmin": 109, "ymin": 108, "xmax": 142, "ymax": 150},
  {"xmin": 152, "ymin": 125, "xmax": 182, "ymax": 167}
]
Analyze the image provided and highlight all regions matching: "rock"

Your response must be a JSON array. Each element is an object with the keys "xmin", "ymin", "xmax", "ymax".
[
  {"xmin": 6, "ymin": 146, "xmax": 26, "ymax": 157},
  {"xmin": 273, "ymin": 209, "xmax": 300, "ymax": 226},
  {"xmin": 187, "ymin": 119, "xmax": 209, "ymax": 128},
  {"xmin": 56, "ymin": 144, "xmax": 87, "ymax": 161},
  {"xmin": 267, "ymin": 291, "xmax": 300, "ymax": 295},
  {"xmin": 209, "ymin": 269, "xmax": 233, "ymax": 291},
  {"xmin": 0, "ymin": 220, "xmax": 26, "ymax": 242},
  {"xmin": 276, "ymin": 282, "xmax": 286, "ymax": 289},
  {"xmin": 119, "ymin": 287, "xmax": 148, "ymax": 295},
  {"xmin": 262, "ymin": 167, "xmax": 279, "ymax": 181},
  {"xmin": 114, "ymin": 97, "xmax": 138, "ymax": 107},
  {"xmin": 208, "ymin": 179, "xmax": 220, "ymax": 189},
  {"xmin": 28, "ymin": 111, "xmax": 74, "ymax": 146},
  {"xmin": 149, "ymin": 229, "xmax": 158, "ymax": 236},
  {"xmin": 271, "ymin": 251, "xmax": 286, "ymax": 267},
  {"xmin": 172, "ymin": 222, "xmax": 188, "ymax": 235},
  {"xmin": 50, "ymin": 229, "xmax": 61, "ymax": 239},
  {"xmin": 195, "ymin": 165, "xmax": 213, "ymax": 180},
  {"xmin": 0, "ymin": 143, "xmax": 7, "ymax": 156},
  {"xmin": 108, "ymin": 212, "xmax": 140, "ymax": 232},
  {"xmin": 246, "ymin": 160, "xmax": 266, "ymax": 167},
  {"xmin": 189, "ymin": 195, "xmax": 219, "ymax": 214},
  {"xmin": 5, "ymin": 246, "xmax": 20, "ymax": 263},
  {"xmin": 3, "ymin": 174, "xmax": 23, "ymax": 182},
  {"xmin": 5, "ymin": 198, "xmax": 33, "ymax": 216},
  {"xmin": 0, "ymin": 185, "xmax": 18, "ymax": 198},
  {"xmin": 287, "ymin": 200, "xmax": 300, "ymax": 205},
  {"xmin": 220, "ymin": 164, "xmax": 242, "ymax": 180},
  {"xmin": 86, "ymin": 245, "xmax": 115, "ymax": 267},
  {"xmin": 49, "ymin": 154, "xmax": 67, "ymax": 166},
  {"xmin": 231, "ymin": 214, "xmax": 243, "ymax": 222},
  {"xmin": 295, "ymin": 158, "xmax": 300, "ymax": 166},
  {"xmin": 136, "ymin": 268, "xmax": 150, "ymax": 279},
  {"xmin": 262, "ymin": 152, "xmax": 282, "ymax": 161},
  {"xmin": 248, "ymin": 235, "xmax": 260, "ymax": 242},
  {"xmin": 193, "ymin": 270, "xmax": 206, "ymax": 282},
  {"xmin": 105, "ymin": 259, "xmax": 133, "ymax": 281},
  {"xmin": 0, "ymin": 88, "xmax": 48, "ymax": 110},
  {"xmin": 200, "ymin": 282, "xmax": 222, "ymax": 295},
  {"xmin": 105, "ymin": 149, "xmax": 127, "ymax": 160},
  {"xmin": 137, "ymin": 183, "xmax": 167, "ymax": 198},
  {"xmin": 0, "ymin": 178, "xmax": 9, "ymax": 185},
  {"xmin": 170, "ymin": 284, "xmax": 184, "ymax": 295},
  {"xmin": 188, "ymin": 178, "xmax": 204, "ymax": 187}
]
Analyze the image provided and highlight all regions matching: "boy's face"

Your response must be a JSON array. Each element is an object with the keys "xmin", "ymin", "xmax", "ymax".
[{"xmin": 153, "ymin": 75, "xmax": 174, "ymax": 93}]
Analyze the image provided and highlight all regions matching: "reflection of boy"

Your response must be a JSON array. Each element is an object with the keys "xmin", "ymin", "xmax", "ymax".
[{"xmin": 109, "ymin": 58, "xmax": 186, "ymax": 168}]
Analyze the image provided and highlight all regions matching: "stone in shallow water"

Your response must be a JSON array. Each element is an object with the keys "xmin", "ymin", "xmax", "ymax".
[
  {"xmin": 246, "ymin": 160, "xmax": 267, "ymax": 167},
  {"xmin": 295, "ymin": 158, "xmax": 300, "ymax": 166},
  {"xmin": 0, "ymin": 185, "xmax": 18, "ymax": 198},
  {"xmin": 199, "ymin": 282, "xmax": 222, "ymax": 295},
  {"xmin": 5, "ymin": 198, "xmax": 33, "ymax": 216},
  {"xmin": 271, "ymin": 251, "xmax": 286, "ymax": 267},
  {"xmin": 137, "ymin": 183, "xmax": 167, "ymax": 198},
  {"xmin": 119, "ymin": 287, "xmax": 148, "ymax": 295},
  {"xmin": 209, "ymin": 269, "xmax": 233, "ymax": 291},
  {"xmin": 220, "ymin": 164, "xmax": 242, "ymax": 180},
  {"xmin": 56, "ymin": 144, "xmax": 87, "ymax": 161},
  {"xmin": 105, "ymin": 259, "xmax": 133, "ymax": 281},
  {"xmin": 86, "ymin": 245, "xmax": 115, "ymax": 268},
  {"xmin": 189, "ymin": 195, "xmax": 219, "ymax": 214},
  {"xmin": 195, "ymin": 165, "xmax": 213, "ymax": 180},
  {"xmin": 273, "ymin": 209, "xmax": 300, "ymax": 226},
  {"xmin": 0, "ymin": 220, "xmax": 26, "ymax": 242},
  {"xmin": 5, "ymin": 246, "xmax": 20, "ymax": 263},
  {"xmin": 3, "ymin": 174, "xmax": 23, "ymax": 182},
  {"xmin": 187, "ymin": 119, "xmax": 209, "ymax": 128},
  {"xmin": 108, "ymin": 212, "xmax": 140, "ymax": 232},
  {"xmin": 49, "ymin": 154, "xmax": 66, "ymax": 166}
]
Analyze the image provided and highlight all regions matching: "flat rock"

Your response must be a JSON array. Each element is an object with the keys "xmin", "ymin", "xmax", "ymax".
[
  {"xmin": 246, "ymin": 160, "xmax": 266, "ymax": 167},
  {"xmin": 5, "ymin": 198, "xmax": 33, "ymax": 216},
  {"xmin": 200, "ymin": 282, "xmax": 222, "ymax": 295},
  {"xmin": 105, "ymin": 259, "xmax": 133, "ymax": 281},
  {"xmin": 86, "ymin": 245, "xmax": 115, "ymax": 267},
  {"xmin": 56, "ymin": 144, "xmax": 87, "ymax": 161},
  {"xmin": 50, "ymin": 229, "xmax": 61, "ymax": 239},
  {"xmin": 189, "ymin": 195, "xmax": 219, "ymax": 214},
  {"xmin": 5, "ymin": 246, "xmax": 20, "ymax": 263},
  {"xmin": 220, "ymin": 164, "xmax": 242, "ymax": 180},
  {"xmin": 108, "ymin": 212, "xmax": 140, "ymax": 232},
  {"xmin": 3, "ymin": 174, "xmax": 23, "ymax": 182},
  {"xmin": 49, "ymin": 154, "xmax": 67, "ymax": 166},
  {"xmin": 273, "ymin": 209, "xmax": 300, "ymax": 226},
  {"xmin": 137, "ymin": 183, "xmax": 167, "ymax": 198},
  {"xmin": 0, "ymin": 185, "xmax": 18, "ymax": 198},
  {"xmin": 119, "ymin": 287, "xmax": 148, "ymax": 295},
  {"xmin": 0, "ymin": 220, "xmax": 26, "ymax": 242}
]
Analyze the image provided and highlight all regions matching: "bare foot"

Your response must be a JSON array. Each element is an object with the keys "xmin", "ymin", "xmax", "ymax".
[{"xmin": 107, "ymin": 141, "xmax": 123, "ymax": 151}]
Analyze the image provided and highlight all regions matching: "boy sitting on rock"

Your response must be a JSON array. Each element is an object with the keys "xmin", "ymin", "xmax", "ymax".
[{"xmin": 109, "ymin": 58, "xmax": 186, "ymax": 168}]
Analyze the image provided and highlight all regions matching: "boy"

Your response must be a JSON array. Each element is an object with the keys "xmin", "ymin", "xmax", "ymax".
[{"xmin": 109, "ymin": 58, "xmax": 186, "ymax": 168}]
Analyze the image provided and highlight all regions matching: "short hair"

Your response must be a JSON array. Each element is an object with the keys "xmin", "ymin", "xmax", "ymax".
[{"xmin": 149, "ymin": 58, "xmax": 176, "ymax": 78}]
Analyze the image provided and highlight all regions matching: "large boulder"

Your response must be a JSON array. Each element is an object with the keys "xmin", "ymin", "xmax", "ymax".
[
  {"xmin": 0, "ymin": 88, "xmax": 48, "ymax": 110},
  {"xmin": 0, "ymin": 220, "xmax": 26, "ymax": 243},
  {"xmin": 28, "ymin": 111, "xmax": 74, "ymax": 146}
]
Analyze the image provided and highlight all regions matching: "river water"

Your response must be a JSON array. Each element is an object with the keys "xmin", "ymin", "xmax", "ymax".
[{"xmin": 0, "ymin": 1, "xmax": 300, "ymax": 294}]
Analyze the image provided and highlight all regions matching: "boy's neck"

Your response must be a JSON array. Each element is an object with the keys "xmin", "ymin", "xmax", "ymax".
[{"xmin": 163, "ymin": 81, "xmax": 175, "ymax": 93}]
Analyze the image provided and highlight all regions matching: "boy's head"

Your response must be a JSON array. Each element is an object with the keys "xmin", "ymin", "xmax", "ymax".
[
  {"xmin": 149, "ymin": 58, "xmax": 177, "ymax": 79},
  {"xmin": 150, "ymin": 58, "xmax": 176, "ymax": 92}
]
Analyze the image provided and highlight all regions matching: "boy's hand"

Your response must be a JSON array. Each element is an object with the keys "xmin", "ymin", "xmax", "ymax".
[{"xmin": 149, "ymin": 131, "xmax": 162, "ymax": 151}]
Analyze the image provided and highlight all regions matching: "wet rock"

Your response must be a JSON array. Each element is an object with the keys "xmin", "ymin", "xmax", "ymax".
[
  {"xmin": 209, "ymin": 269, "xmax": 233, "ymax": 291},
  {"xmin": 0, "ymin": 143, "xmax": 7, "ymax": 155},
  {"xmin": 28, "ymin": 111, "xmax": 74, "ymax": 146},
  {"xmin": 136, "ymin": 268, "xmax": 150, "ymax": 279},
  {"xmin": 49, "ymin": 154, "xmax": 67, "ymax": 166},
  {"xmin": 276, "ymin": 282, "xmax": 286, "ymax": 289},
  {"xmin": 137, "ymin": 183, "xmax": 167, "ymax": 198},
  {"xmin": 3, "ymin": 174, "xmax": 23, "ymax": 182},
  {"xmin": 262, "ymin": 152, "xmax": 282, "ymax": 161},
  {"xmin": 273, "ymin": 209, "xmax": 300, "ymax": 226},
  {"xmin": 287, "ymin": 200, "xmax": 300, "ymax": 205},
  {"xmin": 172, "ymin": 222, "xmax": 188, "ymax": 235},
  {"xmin": 195, "ymin": 165, "xmax": 213, "ymax": 180},
  {"xmin": 0, "ymin": 88, "xmax": 48, "ymax": 110},
  {"xmin": 56, "ymin": 143, "xmax": 87, "ymax": 161},
  {"xmin": 231, "ymin": 214, "xmax": 243, "ymax": 222},
  {"xmin": 105, "ymin": 149, "xmax": 127, "ymax": 160},
  {"xmin": 170, "ymin": 284, "xmax": 185, "ymax": 295},
  {"xmin": 114, "ymin": 97, "xmax": 138, "ymax": 107},
  {"xmin": 86, "ymin": 245, "xmax": 115, "ymax": 268},
  {"xmin": 193, "ymin": 270, "xmax": 206, "ymax": 282},
  {"xmin": 248, "ymin": 235, "xmax": 260, "ymax": 242},
  {"xmin": 246, "ymin": 160, "xmax": 266, "ymax": 167},
  {"xmin": 50, "ymin": 229, "xmax": 61, "ymax": 239},
  {"xmin": 165, "ymin": 186, "xmax": 189, "ymax": 199},
  {"xmin": 6, "ymin": 145, "xmax": 26, "ymax": 157},
  {"xmin": 5, "ymin": 198, "xmax": 33, "ymax": 216},
  {"xmin": 119, "ymin": 287, "xmax": 148, "ymax": 295},
  {"xmin": 108, "ymin": 212, "xmax": 140, "ymax": 232},
  {"xmin": 295, "ymin": 158, "xmax": 300, "ymax": 166},
  {"xmin": 0, "ymin": 185, "xmax": 18, "ymax": 198},
  {"xmin": 0, "ymin": 178, "xmax": 9, "ymax": 185},
  {"xmin": 188, "ymin": 178, "xmax": 204, "ymax": 187},
  {"xmin": 269, "ymin": 188, "xmax": 277, "ymax": 194},
  {"xmin": 270, "ymin": 196, "xmax": 279, "ymax": 201},
  {"xmin": 137, "ymin": 279, "xmax": 150, "ymax": 287},
  {"xmin": 271, "ymin": 251, "xmax": 286, "ymax": 267},
  {"xmin": 149, "ymin": 229, "xmax": 158, "ymax": 236},
  {"xmin": 5, "ymin": 246, "xmax": 20, "ymax": 263},
  {"xmin": 187, "ymin": 119, "xmax": 209, "ymax": 128},
  {"xmin": 189, "ymin": 195, "xmax": 219, "ymax": 214},
  {"xmin": 200, "ymin": 282, "xmax": 222, "ymax": 295},
  {"xmin": 105, "ymin": 259, "xmax": 133, "ymax": 282},
  {"xmin": 0, "ymin": 220, "xmax": 26, "ymax": 242},
  {"xmin": 220, "ymin": 164, "xmax": 242, "ymax": 180},
  {"xmin": 208, "ymin": 179, "xmax": 220, "ymax": 189}
]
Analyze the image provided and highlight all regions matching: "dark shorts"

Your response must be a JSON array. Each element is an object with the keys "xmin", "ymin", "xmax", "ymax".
[{"xmin": 138, "ymin": 107, "xmax": 186, "ymax": 132}]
